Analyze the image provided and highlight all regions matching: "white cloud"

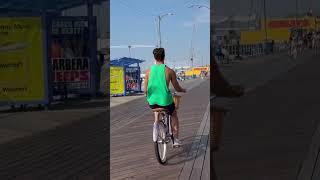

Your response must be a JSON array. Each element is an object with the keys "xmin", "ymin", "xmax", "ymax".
[{"xmin": 183, "ymin": 8, "xmax": 210, "ymax": 27}]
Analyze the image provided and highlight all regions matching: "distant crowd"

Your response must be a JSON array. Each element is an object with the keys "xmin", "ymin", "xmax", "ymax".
[{"xmin": 287, "ymin": 30, "xmax": 320, "ymax": 58}]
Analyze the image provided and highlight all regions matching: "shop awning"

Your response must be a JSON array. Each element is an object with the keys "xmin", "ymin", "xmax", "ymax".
[{"xmin": 110, "ymin": 57, "xmax": 145, "ymax": 67}]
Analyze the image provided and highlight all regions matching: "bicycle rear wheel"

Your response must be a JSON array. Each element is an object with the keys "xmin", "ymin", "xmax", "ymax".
[{"xmin": 154, "ymin": 119, "xmax": 167, "ymax": 164}]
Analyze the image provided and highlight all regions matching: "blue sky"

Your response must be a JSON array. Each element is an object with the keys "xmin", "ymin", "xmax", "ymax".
[{"xmin": 110, "ymin": 0, "xmax": 210, "ymax": 71}]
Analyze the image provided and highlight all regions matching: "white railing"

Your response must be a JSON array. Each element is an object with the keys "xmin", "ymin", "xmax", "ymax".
[{"xmin": 216, "ymin": 42, "xmax": 288, "ymax": 64}]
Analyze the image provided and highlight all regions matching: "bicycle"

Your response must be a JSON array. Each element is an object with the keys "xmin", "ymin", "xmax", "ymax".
[{"xmin": 152, "ymin": 93, "xmax": 182, "ymax": 164}]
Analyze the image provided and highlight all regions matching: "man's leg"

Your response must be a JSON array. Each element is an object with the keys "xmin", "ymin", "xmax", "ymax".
[
  {"xmin": 171, "ymin": 110, "xmax": 179, "ymax": 138},
  {"xmin": 150, "ymin": 105, "xmax": 160, "ymax": 142},
  {"xmin": 153, "ymin": 112, "xmax": 160, "ymax": 142}
]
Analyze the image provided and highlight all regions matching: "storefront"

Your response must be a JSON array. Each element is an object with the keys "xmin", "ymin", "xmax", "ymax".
[
  {"xmin": 240, "ymin": 17, "xmax": 317, "ymax": 44},
  {"xmin": 184, "ymin": 66, "xmax": 210, "ymax": 77},
  {"xmin": 110, "ymin": 57, "xmax": 144, "ymax": 96},
  {"xmin": 0, "ymin": 0, "xmax": 106, "ymax": 108}
]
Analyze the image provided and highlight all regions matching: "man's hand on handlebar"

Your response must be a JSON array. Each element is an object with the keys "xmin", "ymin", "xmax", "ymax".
[{"xmin": 173, "ymin": 88, "xmax": 187, "ymax": 96}]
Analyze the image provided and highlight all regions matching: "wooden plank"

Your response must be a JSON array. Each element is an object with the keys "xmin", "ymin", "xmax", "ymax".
[
  {"xmin": 312, "ymin": 150, "xmax": 320, "ymax": 180},
  {"xmin": 179, "ymin": 105, "xmax": 208, "ymax": 179},
  {"xmin": 179, "ymin": 103, "xmax": 210, "ymax": 180},
  {"xmin": 297, "ymin": 125, "xmax": 320, "ymax": 180},
  {"xmin": 201, "ymin": 137, "xmax": 210, "ymax": 180},
  {"xmin": 0, "ymin": 112, "xmax": 107, "ymax": 179},
  {"xmin": 190, "ymin": 109, "xmax": 210, "ymax": 180},
  {"xmin": 111, "ymin": 80, "xmax": 210, "ymax": 180}
]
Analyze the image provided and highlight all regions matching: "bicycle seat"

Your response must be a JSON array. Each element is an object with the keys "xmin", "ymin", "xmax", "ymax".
[{"xmin": 152, "ymin": 108, "xmax": 169, "ymax": 112}]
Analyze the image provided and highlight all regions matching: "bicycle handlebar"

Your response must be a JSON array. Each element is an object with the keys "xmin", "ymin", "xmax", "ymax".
[{"xmin": 172, "ymin": 92, "xmax": 184, "ymax": 96}]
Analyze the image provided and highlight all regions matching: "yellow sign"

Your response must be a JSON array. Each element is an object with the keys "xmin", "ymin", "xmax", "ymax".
[
  {"xmin": 110, "ymin": 66, "xmax": 125, "ymax": 95},
  {"xmin": 240, "ymin": 29, "xmax": 290, "ymax": 44},
  {"xmin": 241, "ymin": 17, "xmax": 317, "ymax": 44},
  {"xmin": 316, "ymin": 18, "xmax": 320, "ymax": 30},
  {"xmin": 0, "ymin": 17, "xmax": 45, "ymax": 101},
  {"xmin": 185, "ymin": 66, "xmax": 210, "ymax": 76}
]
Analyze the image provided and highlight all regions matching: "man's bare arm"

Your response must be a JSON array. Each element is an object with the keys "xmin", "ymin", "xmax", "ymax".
[
  {"xmin": 171, "ymin": 70, "xmax": 186, "ymax": 92},
  {"xmin": 144, "ymin": 70, "xmax": 149, "ymax": 95}
]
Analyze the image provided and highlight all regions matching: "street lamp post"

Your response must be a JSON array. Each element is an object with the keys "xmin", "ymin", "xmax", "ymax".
[
  {"xmin": 263, "ymin": 0, "xmax": 268, "ymax": 54},
  {"xmin": 157, "ymin": 13, "xmax": 174, "ymax": 47},
  {"xmin": 188, "ymin": 4, "xmax": 209, "ymax": 78},
  {"xmin": 188, "ymin": 4, "xmax": 210, "ymax": 10},
  {"xmin": 263, "ymin": 0, "xmax": 267, "ymax": 42},
  {"xmin": 296, "ymin": 0, "xmax": 298, "ymax": 28}
]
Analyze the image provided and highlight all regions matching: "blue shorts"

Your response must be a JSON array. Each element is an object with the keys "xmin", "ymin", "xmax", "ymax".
[{"xmin": 149, "ymin": 103, "xmax": 175, "ymax": 115}]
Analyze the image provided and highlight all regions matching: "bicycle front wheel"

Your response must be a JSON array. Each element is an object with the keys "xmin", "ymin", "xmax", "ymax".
[{"xmin": 154, "ymin": 121, "xmax": 167, "ymax": 164}]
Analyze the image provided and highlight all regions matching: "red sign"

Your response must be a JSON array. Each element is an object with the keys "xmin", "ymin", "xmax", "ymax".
[
  {"xmin": 268, "ymin": 20, "xmax": 310, "ymax": 28},
  {"xmin": 193, "ymin": 67, "xmax": 209, "ymax": 71},
  {"xmin": 52, "ymin": 58, "xmax": 90, "ymax": 89},
  {"xmin": 53, "ymin": 71, "xmax": 89, "ymax": 82}
]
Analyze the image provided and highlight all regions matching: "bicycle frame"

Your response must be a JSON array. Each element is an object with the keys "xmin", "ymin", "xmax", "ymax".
[
  {"xmin": 153, "ymin": 111, "xmax": 174, "ymax": 164},
  {"xmin": 159, "ymin": 111, "xmax": 173, "ymax": 141},
  {"xmin": 167, "ymin": 113, "xmax": 173, "ymax": 138}
]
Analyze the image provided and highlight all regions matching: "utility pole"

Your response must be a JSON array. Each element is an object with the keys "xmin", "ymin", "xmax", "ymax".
[
  {"xmin": 158, "ymin": 16, "xmax": 162, "ymax": 47},
  {"xmin": 296, "ymin": 0, "xmax": 298, "ymax": 27},
  {"xmin": 190, "ymin": 24, "xmax": 196, "ymax": 78},
  {"xmin": 156, "ymin": 13, "xmax": 174, "ymax": 47},
  {"xmin": 263, "ymin": 0, "xmax": 267, "ymax": 42},
  {"xmin": 310, "ymin": 0, "xmax": 313, "ymax": 16},
  {"xmin": 202, "ymin": 56, "xmax": 204, "ymax": 67},
  {"xmin": 128, "ymin": 45, "xmax": 132, "ymax": 57},
  {"xmin": 263, "ymin": 0, "xmax": 268, "ymax": 54}
]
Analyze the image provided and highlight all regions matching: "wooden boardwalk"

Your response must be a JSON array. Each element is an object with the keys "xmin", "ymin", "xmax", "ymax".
[
  {"xmin": 215, "ymin": 53, "xmax": 320, "ymax": 179},
  {"xmin": 179, "ymin": 103, "xmax": 210, "ymax": 180},
  {"xmin": 297, "ymin": 123, "xmax": 320, "ymax": 180},
  {"xmin": 0, "ymin": 110, "xmax": 108, "ymax": 179},
  {"xmin": 110, "ymin": 79, "xmax": 210, "ymax": 180}
]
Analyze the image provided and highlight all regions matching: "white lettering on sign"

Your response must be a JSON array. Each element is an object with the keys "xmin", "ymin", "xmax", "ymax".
[{"xmin": 51, "ymin": 20, "xmax": 88, "ymax": 35}]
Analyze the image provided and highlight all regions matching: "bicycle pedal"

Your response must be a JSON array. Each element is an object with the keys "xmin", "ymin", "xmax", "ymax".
[{"xmin": 172, "ymin": 144, "xmax": 181, "ymax": 148}]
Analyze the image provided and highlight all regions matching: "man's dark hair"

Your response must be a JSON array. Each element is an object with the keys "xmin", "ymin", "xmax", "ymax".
[{"xmin": 153, "ymin": 48, "xmax": 165, "ymax": 61}]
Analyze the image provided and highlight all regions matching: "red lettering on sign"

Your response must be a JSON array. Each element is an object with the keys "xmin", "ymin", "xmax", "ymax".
[
  {"xmin": 268, "ymin": 20, "xmax": 310, "ymax": 28},
  {"xmin": 64, "ymin": 71, "xmax": 70, "ymax": 81},
  {"xmin": 56, "ymin": 72, "xmax": 63, "ymax": 81},
  {"xmin": 54, "ymin": 71, "xmax": 89, "ymax": 82},
  {"xmin": 70, "ymin": 71, "xmax": 80, "ymax": 81},
  {"xmin": 80, "ymin": 71, "xmax": 89, "ymax": 81},
  {"xmin": 194, "ymin": 68, "xmax": 207, "ymax": 71}
]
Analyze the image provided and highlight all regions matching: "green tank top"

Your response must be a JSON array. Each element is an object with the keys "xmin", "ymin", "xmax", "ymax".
[{"xmin": 147, "ymin": 64, "xmax": 173, "ymax": 106}]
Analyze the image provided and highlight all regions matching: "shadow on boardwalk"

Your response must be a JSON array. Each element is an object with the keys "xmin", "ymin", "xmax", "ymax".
[{"xmin": 166, "ymin": 135, "xmax": 208, "ymax": 166}]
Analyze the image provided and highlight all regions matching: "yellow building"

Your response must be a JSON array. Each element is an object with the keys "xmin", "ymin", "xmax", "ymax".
[
  {"xmin": 184, "ymin": 66, "xmax": 210, "ymax": 77},
  {"xmin": 316, "ymin": 18, "xmax": 320, "ymax": 31},
  {"xmin": 240, "ymin": 17, "xmax": 318, "ymax": 44}
]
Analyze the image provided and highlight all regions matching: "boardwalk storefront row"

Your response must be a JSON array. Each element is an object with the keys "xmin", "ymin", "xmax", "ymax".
[{"xmin": 0, "ymin": 0, "xmax": 106, "ymax": 109}]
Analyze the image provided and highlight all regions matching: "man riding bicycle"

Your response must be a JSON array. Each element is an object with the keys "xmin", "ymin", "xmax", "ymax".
[{"xmin": 144, "ymin": 48, "xmax": 186, "ymax": 147}]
